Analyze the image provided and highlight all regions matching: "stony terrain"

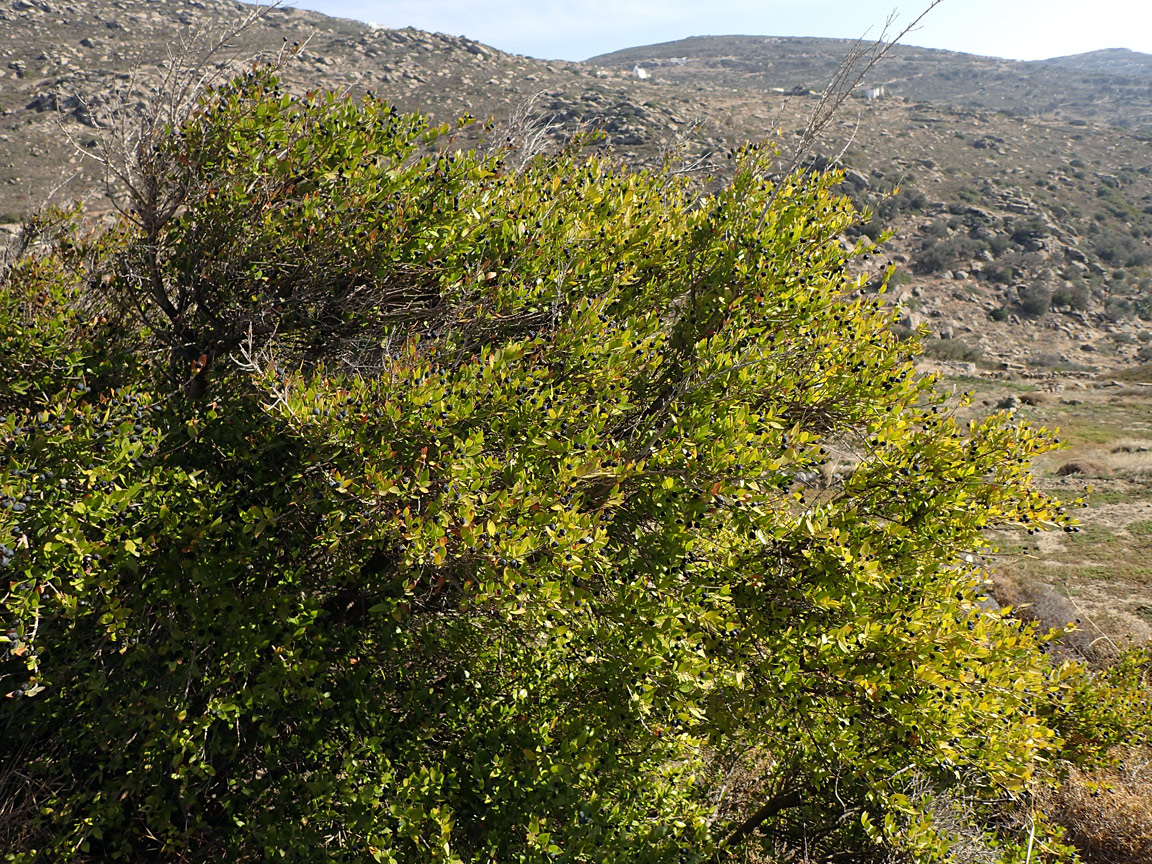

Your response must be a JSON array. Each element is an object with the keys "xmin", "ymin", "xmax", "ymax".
[
  {"xmin": 4, "ymin": 0, "xmax": 1152, "ymax": 378},
  {"xmin": 3, "ymin": 0, "xmax": 1152, "ymax": 649}
]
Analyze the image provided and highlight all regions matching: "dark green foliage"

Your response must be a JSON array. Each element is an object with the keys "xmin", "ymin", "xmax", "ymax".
[
  {"xmin": 1105, "ymin": 297, "xmax": 1135, "ymax": 321},
  {"xmin": 1091, "ymin": 229, "xmax": 1152, "ymax": 269},
  {"xmin": 1019, "ymin": 284, "xmax": 1053, "ymax": 317},
  {"xmin": 1009, "ymin": 214, "xmax": 1051, "ymax": 247},
  {"xmin": 924, "ymin": 338, "xmax": 984, "ymax": 363},
  {"xmin": 984, "ymin": 251, "xmax": 1040, "ymax": 286},
  {"xmin": 916, "ymin": 234, "xmax": 983, "ymax": 274},
  {"xmin": 922, "ymin": 219, "xmax": 950, "ymax": 241},
  {"xmin": 1052, "ymin": 282, "xmax": 1092, "ymax": 311},
  {"xmin": 874, "ymin": 184, "xmax": 927, "ymax": 220},
  {"xmin": 1, "ymin": 72, "xmax": 1147, "ymax": 864},
  {"xmin": 1136, "ymin": 293, "xmax": 1152, "ymax": 320}
]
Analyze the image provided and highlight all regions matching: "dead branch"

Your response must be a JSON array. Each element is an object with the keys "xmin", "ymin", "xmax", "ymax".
[
  {"xmin": 756, "ymin": 0, "xmax": 947, "ymax": 227},
  {"xmin": 489, "ymin": 91, "xmax": 562, "ymax": 173}
]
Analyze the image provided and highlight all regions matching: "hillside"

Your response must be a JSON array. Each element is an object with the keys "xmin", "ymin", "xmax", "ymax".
[
  {"xmin": 591, "ymin": 37, "xmax": 1152, "ymax": 130},
  {"xmin": 3, "ymin": 0, "xmax": 1152, "ymax": 379}
]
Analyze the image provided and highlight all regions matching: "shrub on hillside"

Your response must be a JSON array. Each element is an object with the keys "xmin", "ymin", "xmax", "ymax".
[
  {"xmin": 916, "ymin": 234, "xmax": 982, "ymax": 274},
  {"xmin": 925, "ymin": 338, "xmax": 984, "ymax": 363},
  {"xmin": 1136, "ymin": 294, "xmax": 1152, "ymax": 320},
  {"xmin": 1052, "ymin": 281, "xmax": 1092, "ymax": 311},
  {"xmin": 1009, "ymin": 213, "xmax": 1051, "ymax": 246},
  {"xmin": 1, "ymin": 71, "xmax": 1146, "ymax": 864},
  {"xmin": 875, "ymin": 183, "xmax": 926, "ymax": 219},
  {"xmin": 1092, "ymin": 230, "xmax": 1152, "ymax": 269},
  {"xmin": 1019, "ymin": 284, "xmax": 1053, "ymax": 317},
  {"xmin": 985, "ymin": 250, "xmax": 1044, "ymax": 285},
  {"xmin": 1106, "ymin": 296, "xmax": 1135, "ymax": 321}
]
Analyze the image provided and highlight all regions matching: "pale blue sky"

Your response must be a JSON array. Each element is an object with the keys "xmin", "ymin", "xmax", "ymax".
[{"xmin": 285, "ymin": 1, "xmax": 1152, "ymax": 62}]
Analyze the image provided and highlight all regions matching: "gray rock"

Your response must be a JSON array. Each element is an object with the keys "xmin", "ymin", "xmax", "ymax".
[
  {"xmin": 963, "ymin": 206, "xmax": 995, "ymax": 222},
  {"xmin": 898, "ymin": 309, "xmax": 924, "ymax": 330}
]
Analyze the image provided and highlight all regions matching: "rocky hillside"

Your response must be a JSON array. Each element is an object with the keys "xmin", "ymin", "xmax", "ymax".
[
  {"xmin": 4, "ymin": 0, "xmax": 1152, "ymax": 375},
  {"xmin": 591, "ymin": 37, "xmax": 1152, "ymax": 131}
]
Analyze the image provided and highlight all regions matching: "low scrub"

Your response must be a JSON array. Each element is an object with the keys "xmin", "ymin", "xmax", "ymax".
[
  {"xmin": 925, "ymin": 337, "xmax": 984, "ymax": 363},
  {"xmin": 1046, "ymin": 754, "xmax": 1152, "ymax": 864},
  {"xmin": 1, "ymin": 70, "xmax": 1148, "ymax": 864}
]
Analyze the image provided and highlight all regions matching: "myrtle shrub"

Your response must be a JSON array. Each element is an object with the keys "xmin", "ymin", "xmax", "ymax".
[{"xmin": 1, "ymin": 71, "xmax": 1147, "ymax": 863}]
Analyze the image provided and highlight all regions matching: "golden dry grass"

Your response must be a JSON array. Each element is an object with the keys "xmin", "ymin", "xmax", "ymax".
[{"xmin": 1041, "ymin": 747, "xmax": 1152, "ymax": 864}]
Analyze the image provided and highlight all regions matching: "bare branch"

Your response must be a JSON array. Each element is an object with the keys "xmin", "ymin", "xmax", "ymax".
[
  {"xmin": 489, "ymin": 91, "xmax": 562, "ymax": 172},
  {"xmin": 756, "ymin": 0, "xmax": 947, "ymax": 226}
]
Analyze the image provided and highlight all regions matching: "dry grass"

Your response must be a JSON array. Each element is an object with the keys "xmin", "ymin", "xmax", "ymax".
[
  {"xmin": 1114, "ymin": 364, "xmax": 1152, "ymax": 384},
  {"xmin": 1041, "ymin": 747, "xmax": 1152, "ymax": 864}
]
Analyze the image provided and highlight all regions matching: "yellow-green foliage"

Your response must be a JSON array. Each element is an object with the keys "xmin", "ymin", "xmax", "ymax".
[{"xmin": 0, "ymin": 71, "xmax": 1146, "ymax": 863}]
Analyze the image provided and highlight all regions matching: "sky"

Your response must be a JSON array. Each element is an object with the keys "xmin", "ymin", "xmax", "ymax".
[{"xmin": 284, "ymin": 0, "xmax": 1152, "ymax": 63}]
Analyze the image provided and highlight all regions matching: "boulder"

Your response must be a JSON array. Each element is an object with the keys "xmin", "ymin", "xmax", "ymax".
[{"xmin": 1055, "ymin": 460, "xmax": 1109, "ymax": 477}]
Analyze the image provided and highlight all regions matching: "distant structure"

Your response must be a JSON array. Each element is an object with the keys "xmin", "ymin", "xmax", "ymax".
[
  {"xmin": 632, "ymin": 65, "xmax": 650, "ymax": 80},
  {"xmin": 863, "ymin": 85, "xmax": 886, "ymax": 100}
]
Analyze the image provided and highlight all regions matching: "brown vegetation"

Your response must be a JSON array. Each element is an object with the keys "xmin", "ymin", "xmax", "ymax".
[{"xmin": 1042, "ymin": 748, "xmax": 1152, "ymax": 864}]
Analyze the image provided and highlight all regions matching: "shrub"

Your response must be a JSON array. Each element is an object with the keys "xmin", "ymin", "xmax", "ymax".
[
  {"xmin": 1042, "ymin": 651, "xmax": 1152, "ymax": 863},
  {"xmin": 922, "ymin": 219, "xmax": 950, "ymax": 240},
  {"xmin": 925, "ymin": 338, "xmax": 984, "ymax": 363},
  {"xmin": 985, "ymin": 250, "xmax": 1041, "ymax": 285},
  {"xmin": 858, "ymin": 214, "xmax": 886, "ymax": 241},
  {"xmin": 0, "ymin": 71, "xmax": 1145, "ymax": 864},
  {"xmin": 1092, "ymin": 230, "xmax": 1152, "ymax": 268},
  {"xmin": 984, "ymin": 260, "xmax": 1016, "ymax": 284},
  {"xmin": 1019, "ymin": 284, "xmax": 1053, "ymax": 317},
  {"xmin": 1052, "ymin": 282, "xmax": 1092, "ymax": 310},
  {"xmin": 1135, "ymin": 290, "xmax": 1152, "ymax": 320},
  {"xmin": 916, "ymin": 234, "xmax": 983, "ymax": 274},
  {"xmin": 1106, "ymin": 296, "xmax": 1134, "ymax": 321},
  {"xmin": 986, "ymin": 232, "xmax": 1012, "ymax": 256}
]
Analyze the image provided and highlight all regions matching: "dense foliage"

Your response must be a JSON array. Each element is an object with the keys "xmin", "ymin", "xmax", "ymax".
[{"xmin": 1, "ymin": 71, "xmax": 1148, "ymax": 863}]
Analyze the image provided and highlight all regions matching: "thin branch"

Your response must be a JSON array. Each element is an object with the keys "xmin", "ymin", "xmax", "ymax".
[{"xmin": 756, "ymin": 0, "xmax": 947, "ymax": 229}]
